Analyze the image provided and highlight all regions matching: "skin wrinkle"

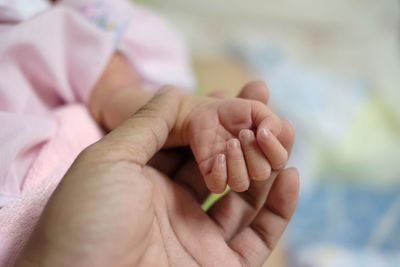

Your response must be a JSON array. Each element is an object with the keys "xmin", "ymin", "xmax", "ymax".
[
  {"xmin": 166, "ymin": 208, "xmax": 200, "ymax": 267},
  {"xmin": 193, "ymin": 128, "xmax": 220, "ymax": 161},
  {"xmin": 174, "ymin": 175, "xmax": 204, "ymax": 202},
  {"xmin": 209, "ymin": 185, "xmax": 269, "ymax": 241},
  {"xmin": 207, "ymin": 167, "xmax": 280, "ymax": 242},
  {"xmin": 181, "ymin": 96, "xmax": 216, "ymax": 146},
  {"xmin": 218, "ymin": 100, "xmax": 252, "ymax": 135},
  {"xmin": 242, "ymin": 178, "xmax": 276, "ymax": 211},
  {"xmin": 158, "ymin": 179, "xmax": 201, "ymax": 267},
  {"xmin": 250, "ymin": 221, "xmax": 276, "ymax": 253},
  {"xmin": 210, "ymin": 198, "xmax": 246, "ymax": 239},
  {"xmin": 152, "ymin": 193, "xmax": 173, "ymax": 267},
  {"xmin": 232, "ymin": 237, "xmax": 262, "ymax": 267},
  {"xmin": 198, "ymin": 141, "xmax": 226, "ymax": 175},
  {"xmin": 92, "ymin": 140, "xmax": 149, "ymax": 170},
  {"xmin": 101, "ymin": 91, "xmax": 178, "ymax": 168},
  {"xmin": 173, "ymin": 160, "xmax": 210, "ymax": 203},
  {"xmin": 193, "ymin": 115, "xmax": 235, "ymax": 177}
]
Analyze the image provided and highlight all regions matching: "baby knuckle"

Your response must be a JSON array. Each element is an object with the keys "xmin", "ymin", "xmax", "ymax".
[
  {"xmin": 252, "ymin": 167, "xmax": 271, "ymax": 181},
  {"xmin": 272, "ymin": 157, "xmax": 288, "ymax": 170},
  {"xmin": 230, "ymin": 178, "xmax": 249, "ymax": 192}
]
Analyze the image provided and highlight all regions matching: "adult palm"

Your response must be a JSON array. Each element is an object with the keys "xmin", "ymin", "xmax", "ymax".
[{"xmin": 16, "ymin": 88, "xmax": 298, "ymax": 267}]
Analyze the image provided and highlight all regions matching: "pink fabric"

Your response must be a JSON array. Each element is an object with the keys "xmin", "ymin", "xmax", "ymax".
[
  {"xmin": 0, "ymin": 0, "xmax": 194, "ymax": 265},
  {"xmin": 0, "ymin": 4, "xmax": 116, "ymax": 206},
  {"xmin": 0, "ymin": 105, "xmax": 103, "ymax": 267}
]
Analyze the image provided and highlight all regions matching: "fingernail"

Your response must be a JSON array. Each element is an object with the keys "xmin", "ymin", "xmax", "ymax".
[
  {"xmin": 228, "ymin": 139, "xmax": 240, "ymax": 149},
  {"xmin": 262, "ymin": 116, "xmax": 275, "ymax": 130},
  {"xmin": 260, "ymin": 128, "xmax": 270, "ymax": 140},
  {"xmin": 239, "ymin": 129, "xmax": 253, "ymax": 140},
  {"xmin": 218, "ymin": 154, "xmax": 226, "ymax": 164}
]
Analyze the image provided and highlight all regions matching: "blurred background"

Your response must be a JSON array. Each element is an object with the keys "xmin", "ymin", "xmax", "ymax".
[{"xmin": 138, "ymin": 0, "xmax": 400, "ymax": 266}]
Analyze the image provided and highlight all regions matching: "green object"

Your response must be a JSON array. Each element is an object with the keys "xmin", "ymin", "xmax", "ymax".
[{"xmin": 201, "ymin": 187, "xmax": 231, "ymax": 211}]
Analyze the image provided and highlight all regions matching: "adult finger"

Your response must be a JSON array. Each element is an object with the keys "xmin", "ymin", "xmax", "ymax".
[
  {"xmin": 15, "ymin": 88, "xmax": 181, "ymax": 267},
  {"xmin": 229, "ymin": 168, "xmax": 299, "ymax": 267},
  {"xmin": 91, "ymin": 87, "xmax": 181, "ymax": 167}
]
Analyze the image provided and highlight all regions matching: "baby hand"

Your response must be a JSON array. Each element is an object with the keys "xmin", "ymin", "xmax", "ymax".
[{"xmin": 184, "ymin": 97, "xmax": 289, "ymax": 193}]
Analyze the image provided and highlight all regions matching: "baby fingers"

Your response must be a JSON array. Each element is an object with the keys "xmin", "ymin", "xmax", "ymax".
[
  {"xmin": 205, "ymin": 154, "xmax": 228, "ymax": 193},
  {"xmin": 251, "ymin": 101, "xmax": 282, "ymax": 136},
  {"xmin": 239, "ymin": 129, "xmax": 272, "ymax": 181},
  {"xmin": 257, "ymin": 127, "xmax": 288, "ymax": 170},
  {"xmin": 226, "ymin": 139, "xmax": 250, "ymax": 192}
]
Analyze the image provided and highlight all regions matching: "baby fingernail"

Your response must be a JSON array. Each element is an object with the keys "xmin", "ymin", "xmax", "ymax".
[
  {"xmin": 228, "ymin": 139, "xmax": 240, "ymax": 149},
  {"xmin": 218, "ymin": 154, "xmax": 226, "ymax": 164},
  {"xmin": 260, "ymin": 128, "xmax": 270, "ymax": 139},
  {"xmin": 240, "ymin": 129, "xmax": 253, "ymax": 140}
]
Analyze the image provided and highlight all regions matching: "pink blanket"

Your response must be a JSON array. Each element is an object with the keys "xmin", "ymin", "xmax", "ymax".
[{"xmin": 0, "ymin": 0, "xmax": 194, "ymax": 265}]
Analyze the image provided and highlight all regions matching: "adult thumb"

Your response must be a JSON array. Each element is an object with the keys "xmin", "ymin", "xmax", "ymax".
[{"xmin": 93, "ymin": 87, "xmax": 181, "ymax": 167}]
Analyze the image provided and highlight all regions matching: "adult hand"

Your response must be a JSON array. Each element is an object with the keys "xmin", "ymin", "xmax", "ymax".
[
  {"xmin": 151, "ymin": 81, "xmax": 299, "ymax": 266},
  {"xmin": 16, "ymin": 88, "xmax": 299, "ymax": 267}
]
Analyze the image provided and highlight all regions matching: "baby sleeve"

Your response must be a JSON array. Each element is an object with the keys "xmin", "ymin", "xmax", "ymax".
[
  {"xmin": 58, "ymin": 0, "xmax": 196, "ymax": 93},
  {"xmin": 1, "ymin": 0, "xmax": 195, "ymax": 111},
  {"xmin": 0, "ymin": 6, "xmax": 117, "ymax": 110}
]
